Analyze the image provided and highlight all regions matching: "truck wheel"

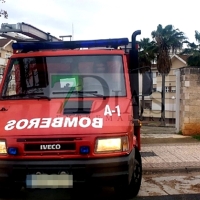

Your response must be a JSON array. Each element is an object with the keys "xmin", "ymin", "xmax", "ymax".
[
  {"xmin": 0, "ymin": 185, "xmax": 23, "ymax": 198},
  {"xmin": 115, "ymin": 148, "xmax": 142, "ymax": 199}
]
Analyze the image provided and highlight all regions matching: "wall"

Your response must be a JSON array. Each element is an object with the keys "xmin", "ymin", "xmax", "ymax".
[{"xmin": 180, "ymin": 67, "xmax": 200, "ymax": 135}]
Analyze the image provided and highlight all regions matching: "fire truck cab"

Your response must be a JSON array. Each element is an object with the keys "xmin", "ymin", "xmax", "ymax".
[{"xmin": 0, "ymin": 23, "xmax": 152, "ymax": 198}]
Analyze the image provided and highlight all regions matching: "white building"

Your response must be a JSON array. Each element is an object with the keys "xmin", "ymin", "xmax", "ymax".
[{"xmin": 0, "ymin": 39, "xmax": 14, "ymax": 84}]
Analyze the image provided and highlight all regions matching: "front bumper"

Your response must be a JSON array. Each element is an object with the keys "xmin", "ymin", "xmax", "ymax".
[{"xmin": 0, "ymin": 149, "xmax": 135, "ymax": 187}]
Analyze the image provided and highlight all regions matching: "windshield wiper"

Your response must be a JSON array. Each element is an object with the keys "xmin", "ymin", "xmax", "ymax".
[
  {"xmin": 52, "ymin": 90, "xmax": 105, "ymax": 98},
  {"xmin": 77, "ymin": 91, "xmax": 105, "ymax": 97},
  {"xmin": 1, "ymin": 93, "xmax": 51, "ymax": 101}
]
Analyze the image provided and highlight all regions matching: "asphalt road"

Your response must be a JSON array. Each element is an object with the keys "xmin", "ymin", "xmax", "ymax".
[{"xmin": 0, "ymin": 171, "xmax": 200, "ymax": 200}]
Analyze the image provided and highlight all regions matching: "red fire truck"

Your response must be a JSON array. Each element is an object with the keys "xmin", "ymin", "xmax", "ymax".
[{"xmin": 0, "ymin": 23, "xmax": 152, "ymax": 198}]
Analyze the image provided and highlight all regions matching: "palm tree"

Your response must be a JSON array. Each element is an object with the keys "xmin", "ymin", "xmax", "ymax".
[
  {"xmin": 138, "ymin": 38, "xmax": 157, "ymax": 69},
  {"xmin": 138, "ymin": 38, "xmax": 157, "ymax": 120},
  {"xmin": 151, "ymin": 24, "xmax": 187, "ymax": 126},
  {"xmin": 182, "ymin": 31, "xmax": 200, "ymax": 66}
]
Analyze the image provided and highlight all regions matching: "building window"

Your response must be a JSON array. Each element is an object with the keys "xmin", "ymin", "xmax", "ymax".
[
  {"xmin": 165, "ymin": 86, "xmax": 176, "ymax": 92},
  {"xmin": 172, "ymin": 87, "xmax": 176, "ymax": 92}
]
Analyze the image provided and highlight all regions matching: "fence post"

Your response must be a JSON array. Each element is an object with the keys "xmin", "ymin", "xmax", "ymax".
[{"xmin": 175, "ymin": 69, "xmax": 180, "ymax": 132}]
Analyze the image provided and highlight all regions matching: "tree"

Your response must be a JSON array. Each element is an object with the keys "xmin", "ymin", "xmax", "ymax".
[
  {"xmin": 0, "ymin": 0, "xmax": 8, "ymax": 18},
  {"xmin": 138, "ymin": 38, "xmax": 157, "ymax": 120},
  {"xmin": 151, "ymin": 24, "xmax": 186, "ymax": 126},
  {"xmin": 138, "ymin": 38, "xmax": 157, "ymax": 69},
  {"xmin": 182, "ymin": 31, "xmax": 200, "ymax": 66}
]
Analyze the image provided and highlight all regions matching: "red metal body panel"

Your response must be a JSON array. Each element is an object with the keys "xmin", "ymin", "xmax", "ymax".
[{"xmin": 0, "ymin": 98, "xmax": 134, "ymax": 157}]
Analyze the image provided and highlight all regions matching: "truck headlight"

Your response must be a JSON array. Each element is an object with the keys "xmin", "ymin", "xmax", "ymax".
[
  {"xmin": 95, "ymin": 136, "xmax": 129, "ymax": 153},
  {"xmin": 0, "ymin": 141, "xmax": 7, "ymax": 154}
]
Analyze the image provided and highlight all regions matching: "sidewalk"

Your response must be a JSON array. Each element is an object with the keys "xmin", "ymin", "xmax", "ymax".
[{"xmin": 141, "ymin": 126, "xmax": 200, "ymax": 173}]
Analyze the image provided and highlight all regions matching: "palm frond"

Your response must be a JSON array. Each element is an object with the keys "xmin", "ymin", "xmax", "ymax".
[
  {"xmin": 195, "ymin": 30, "xmax": 200, "ymax": 43},
  {"xmin": 138, "ymin": 37, "xmax": 157, "ymax": 73},
  {"xmin": 187, "ymin": 52, "xmax": 200, "ymax": 66},
  {"xmin": 152, "ymin": 24, "xmax": 187, "ymax": 73}
]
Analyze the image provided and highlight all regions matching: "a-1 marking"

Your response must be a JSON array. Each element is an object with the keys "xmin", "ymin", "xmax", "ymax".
[{"xmin": 104, "ymin": 105, "xmax": 121, "ymax": 116}]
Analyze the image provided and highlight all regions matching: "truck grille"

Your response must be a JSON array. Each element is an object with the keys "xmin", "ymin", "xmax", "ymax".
[
  {"xmin": 16, "ymin": 137, "xmax": 82, "ymax": 155},
  {"xmin": 24, "ymin": 143, "xmax": 76, "ymax": 151},
  {"xmin": 17, "ymin": 137, "xmax": 82, "ymax": 142}
]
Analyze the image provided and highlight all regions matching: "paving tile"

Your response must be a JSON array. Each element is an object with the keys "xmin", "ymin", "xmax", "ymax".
[{"xmin": 141, "ymin": 143, "xmax": 200, "ymax": 170}]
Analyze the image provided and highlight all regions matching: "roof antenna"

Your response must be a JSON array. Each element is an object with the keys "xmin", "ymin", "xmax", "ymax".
[{"xmin": 72, "ymin": 23, "xmax": 74, "ymax": 41}]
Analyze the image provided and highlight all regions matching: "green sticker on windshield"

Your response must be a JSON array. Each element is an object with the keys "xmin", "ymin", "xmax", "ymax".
[{"xmin": 51, "ymin": 74, "xmax": 82, "ymax": 91}]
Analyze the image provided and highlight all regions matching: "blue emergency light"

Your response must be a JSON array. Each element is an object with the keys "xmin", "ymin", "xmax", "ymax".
[
  {"xmin": 8, "ymin": 147, "xmax": 18, "ymax": 155},
  {"xmin": 80, "ymin": 146, "xmax": 90, "ymax": 154},
  {"xmin": 12, "ymin": 38, "xmax": 129, "ymax": 51}
]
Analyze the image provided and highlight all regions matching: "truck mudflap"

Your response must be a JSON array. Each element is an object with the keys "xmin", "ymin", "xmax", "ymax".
[{"xmin": 0, "ymin": 149, "xmax": 136, "ymax": 188}]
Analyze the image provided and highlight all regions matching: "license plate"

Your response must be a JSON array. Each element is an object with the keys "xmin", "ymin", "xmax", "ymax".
[{"xmin": 26, "ymin": 174, "xmax": 73, "ymax": 188}]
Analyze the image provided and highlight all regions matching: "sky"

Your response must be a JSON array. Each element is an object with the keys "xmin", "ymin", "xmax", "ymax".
[{"xmin": 0, "ymin": 0, "xmax": 199, "ymax": 43}]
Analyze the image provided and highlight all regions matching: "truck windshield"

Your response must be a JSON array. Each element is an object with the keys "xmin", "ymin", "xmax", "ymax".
[{"xmin": 1, "ymin": 55, "xmax": 126, "ymax": 99}]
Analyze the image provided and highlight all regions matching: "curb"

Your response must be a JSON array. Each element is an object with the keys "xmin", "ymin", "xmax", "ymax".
[
  {"xmin": 142, "ymin": 166, "xmax": 200, "ymax": 174},
  {"xmin": 141, "ymin": 139, "xmax": 199, "ymax": 145}
]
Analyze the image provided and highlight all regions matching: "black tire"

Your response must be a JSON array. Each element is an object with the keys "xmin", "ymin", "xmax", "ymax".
[
  {"xmin": 0, "ymin": 184, "xmax": 23, "ymax": 198},
  {"xmin": 115, "ymin": 148, "xmax": 142, "ymax": 199}
]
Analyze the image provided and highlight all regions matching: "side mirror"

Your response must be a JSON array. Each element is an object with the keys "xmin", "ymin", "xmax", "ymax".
[{"xmin": 142, "ymin": 71, "xmax": 153, "ymax": 96}]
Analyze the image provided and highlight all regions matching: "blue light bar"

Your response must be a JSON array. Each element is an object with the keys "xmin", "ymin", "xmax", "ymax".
[
  {"xmin": 12, "ymin": 38, "xmax": 129, "ymax": 51},
  {"xmin": 80, "ymin": 146, "xmax": 90, "ymax": 154},
  {"xmin": 8, "ymin": 147, "xmax": 18, "ymax": 155}
]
